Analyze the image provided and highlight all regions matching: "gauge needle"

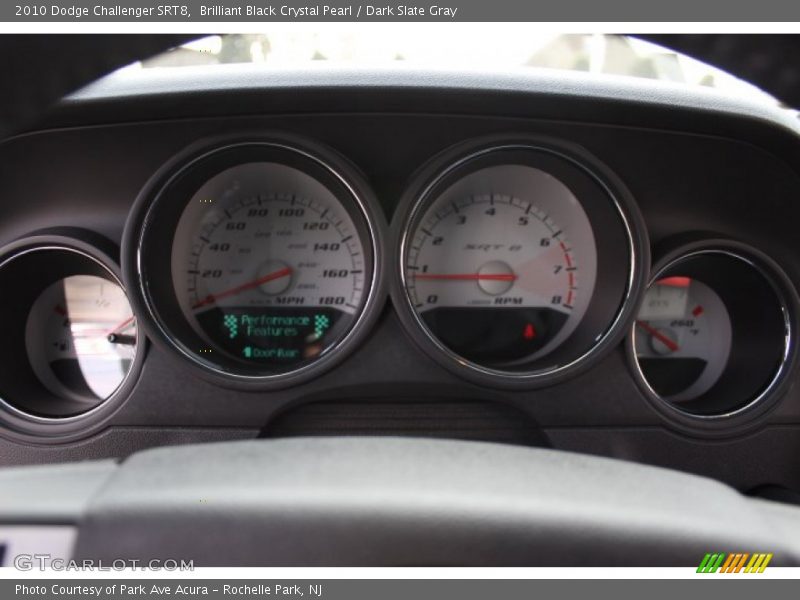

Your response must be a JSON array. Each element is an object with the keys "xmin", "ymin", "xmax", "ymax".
[
  {"xmin": 105, "ymin": 316, "xmax": 136, "ymax": 345},
  {"xmin": 413, "ymin": 273, "xmax": 518, "ymax": 281},
  {"xmin": 636, "ymin": 320, "xmax": 679, "ymax": 353},
  {"xmin": 192, "ymin": 266, "xmax": 293, "ymax": 310},
  {"xmin": 106, "ymin": 315, "xmax": 135, "ymax": 336}
]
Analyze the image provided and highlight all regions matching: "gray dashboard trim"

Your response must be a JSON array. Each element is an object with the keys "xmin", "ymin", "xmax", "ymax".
[
  {"xmin": 0, "ymin": 459, "xmax": 116, "ymax": 524},
  {"xmin": 70, "ymin": 437, "xmax": 800, "ymax": 566}
]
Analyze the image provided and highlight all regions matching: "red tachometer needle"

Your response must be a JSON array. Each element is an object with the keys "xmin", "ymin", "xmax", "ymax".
[
  {"xmin": 636, "ymin": 320, "xmax": 679, "ymax": 353},
  {"xmin": 192, "ymin": 266, "xmax": 293, "ymax": 310},
  {"xmin": 413, "ymin": 273, "xmax": 518, "ymax": 281}
]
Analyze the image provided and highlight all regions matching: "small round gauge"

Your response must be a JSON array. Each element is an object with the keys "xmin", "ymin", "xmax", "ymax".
[
  {"xmin": 634, "ymin": 277, "xmax": 731, "ymax": 401},
  {"xmin": 25, "ymin": 275, "xmax": 137, "ymax": 403},
  {"xmin": 628, "ymin": 243, "xmax": 797, "ymax": 429},
  {"xmin": 125, "ymin": 140, "xmax": 385, "ymax": 387},
  {"xmin": 394, "ymin": 141, "xmax": 647, "ymax": 387},
  {"xmin": 0, "ymin": 235, "xmax": 145, "ymax": 441}
]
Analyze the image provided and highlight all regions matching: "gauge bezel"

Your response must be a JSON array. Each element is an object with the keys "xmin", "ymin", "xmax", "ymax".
[
  {"xmin": 626, "ymin": 239, "xmax": 799, "ymax": 435},
  {"xmin": 0, "ymin": 232, "xmax": 146, "ymax": 444},
  {"xmin": 122, "ymin": 135, "xmax": 387, "ymax": 390},
  {"xmin": 390, "ymin": 136, "xmax": 649, "ymax": 389}
]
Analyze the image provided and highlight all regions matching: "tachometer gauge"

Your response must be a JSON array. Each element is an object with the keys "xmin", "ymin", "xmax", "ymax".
[
  {"xmin": 406, "ymin": 185, "xmax": 596, "ymax": 364},
  {"xmin": 394, "ymin": 141, "xmax": 648, "ymax": 387},
  {"xmin": 124, "ymin": 140, "xmax": 385, "ymax": 388}
]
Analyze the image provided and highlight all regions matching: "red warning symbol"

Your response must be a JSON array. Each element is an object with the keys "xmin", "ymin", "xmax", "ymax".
[{"xmin": 523, "ymin": 323, "xmax": 536, "ymax": 340}]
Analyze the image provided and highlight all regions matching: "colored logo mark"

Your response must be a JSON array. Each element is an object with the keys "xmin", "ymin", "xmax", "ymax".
[
  {"xmin": 314, "ymin": 314, "xmax": 331, "ymax": 338},
  {"xmin": 697, "ymin": 552, "xmax": 773, "ymax": 573},
  {"xmin": 223, "ymin": 314, "xmax": 238, "ymax": 339}
]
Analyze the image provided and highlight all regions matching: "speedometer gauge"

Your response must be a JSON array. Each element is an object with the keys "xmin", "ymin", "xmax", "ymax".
[
  {"xmin": 172, "ymin": 163, "xmax": 367, "ymax": 367},
  {"xmin": 393, "ymin": 140, "xmax": 648, "ymax": 387},
  {"xmin": 124, "ymin": 139, "xmax": 385, "ymax": 388}
]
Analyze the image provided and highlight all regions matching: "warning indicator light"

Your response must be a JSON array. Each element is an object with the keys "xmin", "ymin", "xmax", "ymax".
[{"xmin": 523, "ymin": 323, "xmax": 536, "ymax": 340}]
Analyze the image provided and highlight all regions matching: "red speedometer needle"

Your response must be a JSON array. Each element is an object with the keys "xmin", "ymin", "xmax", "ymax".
[
  {"xmin": 192, "ymin": 267, "xmax": 293, "ymax": 310},
  {"xmin": 413, "ymin": 273, "xmax": 518, "ymax": 281},
  {"xmin": 636, "ymin": 320, "xmax": 679, "ymax": 353}
]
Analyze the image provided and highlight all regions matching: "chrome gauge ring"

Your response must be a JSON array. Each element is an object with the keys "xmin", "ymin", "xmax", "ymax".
[
  {"xmin": 392, "ymin": 138, "xmax": 649, "ymax": 388},
  {"xmin": 628, "ymin": 240, "xmax": 798, "ymax": 433},
  {"xmin": 0, "ymin": 233, "xmax": 144, "ymax": 442},
  {"xmin": 122, "ymin": 137, "xmax": 386, "ymax": 389}
]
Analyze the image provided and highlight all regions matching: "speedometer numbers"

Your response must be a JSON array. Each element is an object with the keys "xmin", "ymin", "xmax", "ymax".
[
  {"xmin": 127, "ymin": 141, "xmax": 384, "ymax": 386},
  {"xmin": 407, "ymin": 194, "xmax": 581, "ymax": 363},
  {"xmin": 394, "ymin": 143, "xmax": 645, "ymax": 386},
  {"xmin": 178, "ymin": 187, "xmax": 366, "ymax": 366}
]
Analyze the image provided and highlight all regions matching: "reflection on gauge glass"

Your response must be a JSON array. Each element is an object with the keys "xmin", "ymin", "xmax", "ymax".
[
  {"xmin": 404, "ymin": 164, "xmax": 597, "ymax": 366},
  {"xmin": 170, "ymin": 160, "xmax": 370, "ymax": 372},
  {"xmin": 25, "ymin": 275, "xmax": 137, "ymax": 403},
  {"xmin": 634, "ymin": 277, "xmax": 732, "ymax": 401}
]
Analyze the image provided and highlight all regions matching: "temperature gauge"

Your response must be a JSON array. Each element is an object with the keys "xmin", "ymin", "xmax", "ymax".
[
  {"xmin": 25, "ymin": 275, "xmax": 137, "ymax": 404},
  {"xmin": 629, "ymin": 243, "xmax": 796, "ymax": 428},
  {"xmin": 634, "ymin": 277, "xmax": 732, "ymax": 401}
]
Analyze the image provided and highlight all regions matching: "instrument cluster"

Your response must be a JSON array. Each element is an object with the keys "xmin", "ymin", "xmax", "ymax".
[
  {"xmin": 0, "ymin": 133, "xmax": 796, "ymax": 441},
  {"xmin": 122, "ymin": 135, "xmax": 649, "ymax": 390}
]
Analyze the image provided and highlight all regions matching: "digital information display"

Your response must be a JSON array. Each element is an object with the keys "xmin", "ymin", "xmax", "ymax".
[{"xmin": 195, "ymin": 308, "xmax": 339, "ymax": 365}]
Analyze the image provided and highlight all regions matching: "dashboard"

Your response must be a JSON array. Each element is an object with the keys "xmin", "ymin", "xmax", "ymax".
[{"xmin": 1, "ymin": 66, "xmax": 800, "ymax": 500}]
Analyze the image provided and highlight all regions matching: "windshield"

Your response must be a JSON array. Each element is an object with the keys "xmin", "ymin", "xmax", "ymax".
[{"xmin": 122, "ymin": 30, "xmax": 777, "ymax": 104}]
